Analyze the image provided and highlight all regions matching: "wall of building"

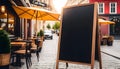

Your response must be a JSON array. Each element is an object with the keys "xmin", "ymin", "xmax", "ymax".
[
  {"xmin": 100, "ymin": 24, "xmax": 109, "ymax": 36},
  {"xmin": 89, "ymin": 0, "xmax": 120, "ymax": 36},
  {"xmin": 65, "ymin": 0, "xmax": 88, "ymax": 6},
  {"xmin": 89, "ymin": 0, "xmax": 120, "ymax": 14}
]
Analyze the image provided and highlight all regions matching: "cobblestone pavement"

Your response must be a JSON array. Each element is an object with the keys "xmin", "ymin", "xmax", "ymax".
[
  {"xmin": 101, "ymin": 40, "xmax": 120, "ymax": 59},
  {"xmin": 10, "ymin": 34, "xmax": 120, "ymax": 69}
]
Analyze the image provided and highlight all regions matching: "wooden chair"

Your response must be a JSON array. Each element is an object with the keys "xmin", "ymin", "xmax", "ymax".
[
  {"xmin": 14, "ymin": 41, "xmax": 32, "ymax": 69},
  {"xmin": 31, "ymin": 39, "xmax": 41, "ymax": 62},
  {"xmin": 10, "ymin": 45, "xmax": 21, "ymax": 64}
]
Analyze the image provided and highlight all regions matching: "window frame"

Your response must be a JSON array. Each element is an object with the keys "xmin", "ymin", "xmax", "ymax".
[
  {"xmin": 109, "ymin": 2, "xmax": 117, "ymax": 14},
  {"xmin": 98, "ymin": 3, "xmax": 104, "ymax": 14}
]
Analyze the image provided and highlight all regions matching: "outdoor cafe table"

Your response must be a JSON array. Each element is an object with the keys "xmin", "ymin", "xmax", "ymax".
[
  {"xmin": 11, "ymin": 42, "xmax": 26, "ymax": 48},
  {"xmin": 11, "ymin": 42, "xmax": 26, "ymax": 46},
  {"xmin": 101, "ymin": 36, "xmax": 109, "ymax": 45},
  {"xmin": 10, "ymin": 42, "xmax": 26, "ymax": 66}
]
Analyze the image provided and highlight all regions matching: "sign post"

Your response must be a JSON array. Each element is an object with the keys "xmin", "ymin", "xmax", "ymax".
[{"xmin": 56, "ymin": 3, "xmax": 102, "ymax": 69}]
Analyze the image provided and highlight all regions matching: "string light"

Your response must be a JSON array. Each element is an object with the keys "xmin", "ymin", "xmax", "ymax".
[{"xmin": 1, "ymin": 5, "xmax": 5, "ymax": 13}]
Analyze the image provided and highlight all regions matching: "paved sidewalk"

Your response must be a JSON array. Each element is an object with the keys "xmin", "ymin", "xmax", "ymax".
[
  {"xmin": 101, "ymin": 40, "xmax": 120, "ymax": 59},
  {"xmin": 10, "ymin": 35, "xmax": 120, "ymax": 69}
]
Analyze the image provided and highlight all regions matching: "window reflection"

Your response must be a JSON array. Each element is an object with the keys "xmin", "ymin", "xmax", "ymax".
[{"xmin": 0, "ymin": 5, "xmax": 14, "ymax": 35}]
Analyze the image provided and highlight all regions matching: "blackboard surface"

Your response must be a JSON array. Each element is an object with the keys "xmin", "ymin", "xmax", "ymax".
[{"xmin": 59, "ymin": 4, "xmax": 97, "ymax": 64}]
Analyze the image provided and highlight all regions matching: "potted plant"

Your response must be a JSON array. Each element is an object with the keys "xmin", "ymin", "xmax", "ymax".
[
  {"xmin": 37, "ymin": 29, "xmax": 44, "ymax": 37},
  {"xmin": 0, "ymin": 29, "xmax": 11, "ymax": 69},
  {"xmin": 40, "ymin": 30, "xmax": 44, "ymax": 38},
  {"xmin": 46, "ymin": 23, "xmax": 51, "ymax": 30},
  {"xmin": 36, "ymin": 29, "xmax": 44, "ymax": 50},
  {"xmin": 53, "ymin": 21, "xmax": 60, "ymax": 36},
  {"xmin": 37, "ymin": 32, "xmax": 40, "ymax": 38},
  {"xmin": 107, "ymin": 36, "xmax": 114, "ymax": 46}
]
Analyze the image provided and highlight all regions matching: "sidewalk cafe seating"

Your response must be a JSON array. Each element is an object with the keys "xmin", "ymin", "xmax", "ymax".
[
  {"xmin": 31, "ymin": 38, "xmax": 41, "ymax": 61},
  {"xmin": 10, "ymin": 45, "xmax": 21, "ymax": 65},
  {"xmin": 101, "ymin": 36, "xmax": 108, "ymax": 45},
  {"xmin": 107, "ymin": 36, "xmax": 114, "ymax": 46},
  {"xmin": 10, "ymin": 41, "xmax": 26, "ymax": 65},
  {"xmin": 101, "ymin": 36, "xmax": 114, "ymax": 46},
  {"xmin": 29, "ymin": 37, "xmax": 38, "ymax": 53},
  {"xmin": 10, "ymin": 40, "xmax": 32, "ymax": 69}
]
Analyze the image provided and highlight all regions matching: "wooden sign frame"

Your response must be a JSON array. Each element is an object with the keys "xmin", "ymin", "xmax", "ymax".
[{"xmin": 56, "ymin": 3, "xmax": 102, "ymax": 69}]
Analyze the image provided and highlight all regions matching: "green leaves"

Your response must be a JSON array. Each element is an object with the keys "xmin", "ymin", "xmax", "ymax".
[
  {"xmin": 46, "ymin": 24, "xmax": 51, "ymax": 29},
  {"xmin": 53, "ymin": 21, "xmax": 60, "ymax": 30},
  {"xmin": 37, "ymin": 29, "xmax": 44, "ymax": 37},
  {"xmin": 0, "ymin": 30, "xmax": 11, "ymax": 53}
]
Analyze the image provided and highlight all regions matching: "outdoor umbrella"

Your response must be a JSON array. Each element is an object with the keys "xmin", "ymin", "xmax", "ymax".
[
  {"xmin": 12, "ymin": 6, "xmax": 60, "ymax": 32},
  {"xmin": 98, "ymin": 18, "xmax": 115, "ymax": 40},
  {"xmin": 98, "ymin": 18, "xmax": 115, "ymax": 25},
  {"xmin": 12, "ymin": 6, "xmax": 60, "ymax": 21}
]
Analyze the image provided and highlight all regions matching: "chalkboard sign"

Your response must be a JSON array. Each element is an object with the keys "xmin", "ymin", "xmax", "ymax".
[{"xmin": 57, "ymin": 3, "xmax": 99, "ymax": 66}]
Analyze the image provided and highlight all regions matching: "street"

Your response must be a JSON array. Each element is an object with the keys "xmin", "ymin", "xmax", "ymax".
[{"xmin": 10, "ymin": 34, "xmax": 120, "ymax": 69}]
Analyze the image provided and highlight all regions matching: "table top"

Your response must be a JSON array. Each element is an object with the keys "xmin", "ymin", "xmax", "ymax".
[
  {"xmin": 102, "ymin": 36, "xmax": 109, "ymax": 39},
  {"xmin": 11, "ymin": 42, "xmax": 26, "ymax": 47}
]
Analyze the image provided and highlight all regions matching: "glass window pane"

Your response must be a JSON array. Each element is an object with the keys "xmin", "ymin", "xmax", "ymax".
[
  {"xmin": 110, "ymin": 2, "xmax": 117, "ymax": 13},
  {"xmin": 98, "ymin": 3, "xmax": 104, "ymax": 14}
]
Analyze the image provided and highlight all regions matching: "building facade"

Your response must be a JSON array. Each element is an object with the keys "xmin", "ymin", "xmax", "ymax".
[
  {"xmin": 89, "ymin": 0, "xmax": 120, "ymax": 36},
  {"xmin": 0, "ymin": 0, "xmax": 55, "ymax": 39},
  {"xmin": 65, "ymin": 0, "xmax": 88, "ymax": 6}
]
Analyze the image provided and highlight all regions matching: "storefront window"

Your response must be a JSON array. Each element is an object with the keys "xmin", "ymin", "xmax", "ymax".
[{"xmin": 0, "ymin": 5, "xmax": 14, "ymax": 35}]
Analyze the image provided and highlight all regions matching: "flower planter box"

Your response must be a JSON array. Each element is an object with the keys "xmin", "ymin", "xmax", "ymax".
[{"xmin": 0, "ymin": 53, "xmax": 10, "ymax": 66}]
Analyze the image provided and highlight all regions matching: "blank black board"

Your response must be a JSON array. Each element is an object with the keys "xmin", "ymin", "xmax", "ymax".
[{"xmin": 59, "ymin": 4, "xmax": 97, "ymax": 64}]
